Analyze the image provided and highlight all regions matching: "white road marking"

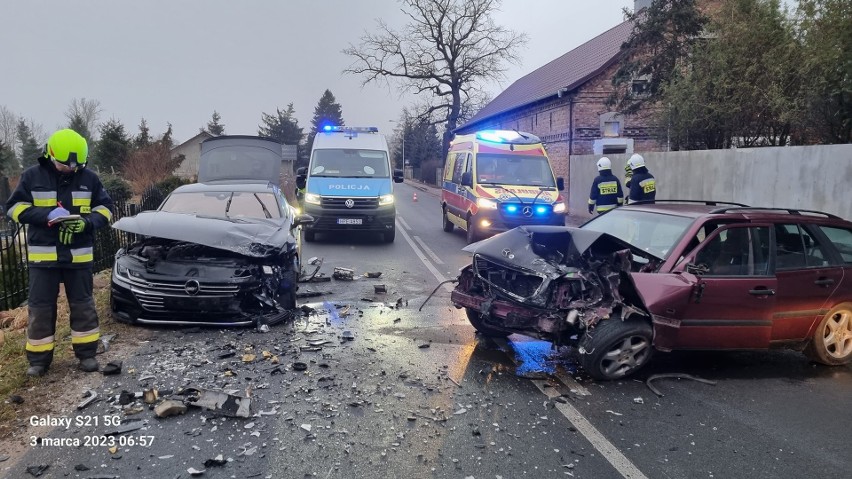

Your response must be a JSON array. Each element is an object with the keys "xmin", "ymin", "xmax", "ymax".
[
  {"xmin": 413, "ymin": 235, "xmax": 445, "ymax": 265},
  {"xmin": 553, "ymin": 369, "xmax": 592, "ymax": 396},
  {"xmin": 533, "ymin": 379, "xmax": 649, "ymax": 479},
  {"xmin": 396, "ymin": 219, "xmax": 453, "ymax": 292},
  {"xmin": 397, "ymin": 216, "xmax": 412, "ymax": 231}
]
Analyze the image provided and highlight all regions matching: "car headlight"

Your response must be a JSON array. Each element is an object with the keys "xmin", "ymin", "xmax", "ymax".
[
  {"xmin": 379, "ymin": 194, "xmax": 395, "ymax": 206},
  {"xmin": 304, "ymin": 193, "xmax": 321, "ymax": 205},
  {"xmin": 476, "ymin": 198, "xmax": 498, "ymax": 209},
  {"xmin": 553, "ymin": 202, "xmax": 566, "ymax": 213},
  {"xmin": 115, "ymin": 263, "xmax": 128, "ymax": 278}
]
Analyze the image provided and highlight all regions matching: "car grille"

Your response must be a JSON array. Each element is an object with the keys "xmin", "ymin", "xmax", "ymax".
[
  {"xmin": 123, "ymin": 274, "xmax": 240, "ymax": 311},
  {"xmin": 473, "ymin": 255, "xmax": 545, "ymax": 300},
  {"xmin": 321, "ymin": 197, "xmax": 379, "ymax": 209}
]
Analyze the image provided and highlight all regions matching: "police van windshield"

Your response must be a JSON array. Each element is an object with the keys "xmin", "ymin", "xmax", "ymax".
[
  {"xmin": 310, "ymin": 149, "xmax": 390, "ymax": 178},
  {"xmin": 475, "ymin": 154, "xmax": 556, "ymax": 187}
]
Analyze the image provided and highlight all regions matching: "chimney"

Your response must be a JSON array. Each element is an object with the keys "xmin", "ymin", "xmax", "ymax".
[{"xmin": 634, "ymin": 0, "xmax": 653, "ymax": 12}]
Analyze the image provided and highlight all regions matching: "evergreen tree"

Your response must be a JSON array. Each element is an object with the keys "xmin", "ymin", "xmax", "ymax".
[
  {"xmin": 161, "ymin": 123, "xmax": 175, "ymax": 149},
  {"xmin": 306, "ymin": 90, "xmax": 345, "ymax": 155},
  {"xmin": 67, "ymin": 113, "xmax": 93, "ymax": 146},
  {"xmin": 134, "ymin": 118, "xmax": 151, "ymax": 150},
  {"xmin": 206, "ymin": 110, "xmax": 225, "ymax": 136},
  {"xmin": 0, "ymin": 139, "xmax": 19, "ymax": 177},
  {"xmin": 91, "ymin": 119, "xmax": 131, "ymax": 173},
  {"xmin": 258, "ymin": 104, "xmax": 303, "ymax": 145},
  {"xmin": 16, "ymin": 119, "xmax": 41, "ymax": 168}
]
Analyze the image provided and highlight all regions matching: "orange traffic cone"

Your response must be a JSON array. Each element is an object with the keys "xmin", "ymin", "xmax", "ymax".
[{"xmin": 412, "ymin": 192, "xmax": 418, "ymax": 202}]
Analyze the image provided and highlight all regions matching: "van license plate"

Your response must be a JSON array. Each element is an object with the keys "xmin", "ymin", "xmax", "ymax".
[{"xmin": 338, "ymin": 218, "xmax": 363, "ymax": 225}]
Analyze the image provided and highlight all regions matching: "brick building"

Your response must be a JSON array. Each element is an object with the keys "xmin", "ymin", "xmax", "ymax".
[{"xmin": 456, "ymin": 0, "xmax": 663, "ymax": 181}]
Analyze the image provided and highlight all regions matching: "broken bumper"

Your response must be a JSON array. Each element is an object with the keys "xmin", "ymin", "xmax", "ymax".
[{"xmin": 111, "ymin": 269, "xmax": 283, "ymax": 327}]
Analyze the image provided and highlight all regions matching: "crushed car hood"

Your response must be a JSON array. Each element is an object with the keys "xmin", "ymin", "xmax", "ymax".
[
  {"xmin": 462, "ymin": 225, "xmax": 661, "ymax": 268},
  {"xmin": 113, "ymin": 211, "xmax": 292, "ymax": 257}
]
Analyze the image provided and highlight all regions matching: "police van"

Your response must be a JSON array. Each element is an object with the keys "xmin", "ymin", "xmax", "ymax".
[
  {"xmin": 441, "ymin": 130, "xmax": 566, "ymax": 243},
  {"xmin": 296, "ymin": 126, "xmax": 403, "ymax": 243}
]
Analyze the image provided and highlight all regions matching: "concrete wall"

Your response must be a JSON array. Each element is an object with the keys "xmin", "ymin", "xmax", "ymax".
[{"xmin": 568, "ymin": 144, "xmax": 852, "ymax": 220}]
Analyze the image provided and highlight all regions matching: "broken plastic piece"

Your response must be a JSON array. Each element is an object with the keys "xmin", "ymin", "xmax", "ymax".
[
  {"xmin": 185, "ymin": 387, "xmax": 252, "ymax": 418},
  {"xmin": 332, "ymin": 267, "xmax": 355, "ymax": 280},
  {"xmin": 645, "ymin": 373, "xmax": 717, "ymax": 397},
  {"xmin": 77, "ymin": 390, "xmax": 98, "ymax": 410},
  {"xmin": 102, "ymin": 361, "xmax": 122, "ymax": 376},
  {"xmin": 341, "ymin": 330, "xmax": 355, "ymax": 341},
  {"xmin": 374, "ymin": 284, "xmax": 387, "ymax": 294},
  {"xmin": 365, "ymin": 272, "xmax": 382, "ymax": 278},
  {"xmin": 154, "ymin": 400, "xmax": 188, "ymax": 418},
  {"xmin": 143, "ymin": 389, "xmax": 158, "ymax": 404},
  {"xmin": 204, "ymin": 455, "xmax": 227, "ymax": 467},
  {"xmin": 104, "ymin": 420, "xmax": 145, "ymax": 436}
]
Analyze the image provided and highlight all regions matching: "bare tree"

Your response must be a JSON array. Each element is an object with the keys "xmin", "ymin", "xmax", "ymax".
[
  {"xmin": 0, "ymin": 105, "xmax": 18, "ymax": 148},
  {"xmin": 65, "ymin": 97, "xmax": 102, "ymax": 139},
  {"xmin": 343, "ymin": 0, "xmax": 526, "ymax": 155}
]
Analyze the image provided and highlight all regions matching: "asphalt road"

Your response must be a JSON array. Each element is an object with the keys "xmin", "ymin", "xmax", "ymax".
[{"xmin": 6, "ymin": 180, "xmax": 852, "ymax": 479}]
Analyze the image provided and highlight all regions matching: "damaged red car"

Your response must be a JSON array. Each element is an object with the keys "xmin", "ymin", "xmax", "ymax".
[{"xmin": 452, "ymin": 201, "xmax": 852, "ymax": 380}]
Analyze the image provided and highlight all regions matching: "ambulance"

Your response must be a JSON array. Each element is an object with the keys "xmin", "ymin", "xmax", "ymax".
[{"xmin": 440, "ymin": 130, "xmax": 566, "ymax": 243}]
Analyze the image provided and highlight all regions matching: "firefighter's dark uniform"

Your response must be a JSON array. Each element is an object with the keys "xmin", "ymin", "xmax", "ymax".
[
  {"xmin": 628, "ymin": 166, "xmax": 657, "ymax": 203},
  {"xmin": 5, "ymin": 155, "xmax": 114, "ymax": 369},
  {"xmin": 588, "ymin": 170, "xmax": 624, "ymax": 214}
]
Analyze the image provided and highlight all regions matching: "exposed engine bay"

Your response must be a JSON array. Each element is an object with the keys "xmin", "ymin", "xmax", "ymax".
[{"xmin": 451, "ymin": 226, "xmax": 661, "ymax": 345}]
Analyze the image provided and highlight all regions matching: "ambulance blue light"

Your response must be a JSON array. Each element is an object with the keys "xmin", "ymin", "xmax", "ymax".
[
  {"xmin": 506, "ymin": 205, "xmax": 518, "ymax": 213},
  {"xmin": 535, "ymin": 206, "xmax": 548, "ymax": 215},
  {"xmin": 323, "ymin": 125, "xmax": 333, "ymax": 131}
]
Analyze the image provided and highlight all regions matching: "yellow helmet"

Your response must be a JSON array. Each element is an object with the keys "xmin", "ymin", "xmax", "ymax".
[{"xmin": 45, "ymin": 129, "xmax": 88, "ymax": 168}]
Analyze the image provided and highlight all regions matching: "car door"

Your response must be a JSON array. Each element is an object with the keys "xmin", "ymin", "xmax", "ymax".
[
  {"xmin": 771, "ymin": 223, "xmax": 845, "ymax": 342},
  {"xmin": 634, "ymin": 225, "xmax": 777, "ymax": 350},
  {"xmin": 443, "ymin": 152, "xmax": 468, "ymax": 218}
]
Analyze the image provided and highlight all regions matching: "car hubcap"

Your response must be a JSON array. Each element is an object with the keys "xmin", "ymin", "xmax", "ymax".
[
  {"xmin": 602, "ymin": 335, "xmax": 651, "ymax": 377},
  {"xmin": 823, "ymin": 308, "xmax": 852, "ymax": 359}
]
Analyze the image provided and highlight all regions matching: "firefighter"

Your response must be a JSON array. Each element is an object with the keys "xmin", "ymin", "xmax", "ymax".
[
  {"xmin": 5, "ymin": 129, "xmax": 114, "ymax": 377},
  {"xmin": 587, "ymin": 157, "xmax": 624, "ymax": 214},
  {"xmin": 626, "ymin": 153, "xmax": 656, "ymax": 203}
]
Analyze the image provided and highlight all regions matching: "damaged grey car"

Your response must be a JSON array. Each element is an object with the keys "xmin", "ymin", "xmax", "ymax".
[
  {"xmin": 110, "ymin": 136, "xmax": 314, "ymax": 327},
  {"xmin": 453, "ymin": 202, "xmax": 852, "ymax": 380}
]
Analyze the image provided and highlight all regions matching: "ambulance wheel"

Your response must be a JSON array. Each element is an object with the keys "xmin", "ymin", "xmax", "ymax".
[
  {"xmin": 466, "ymin": 217, "xmax": 479, "ymax": 244},
  {"xmin": 442, "ymin": 207, "xmax": 454, "ymax": 233},
  {"xmin": 383, "ymin": 226, "xmax": 396, "ymax": 243},
  {"xmin": 304, "ymin": 230, "xmax": 316, "ymax": 242}
]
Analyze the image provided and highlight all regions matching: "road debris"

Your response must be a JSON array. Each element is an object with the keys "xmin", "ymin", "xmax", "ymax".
[
  {"xmin": 605, "ymin": 410, "xmax": 623, "ymax": 416},
  {"xmin": 374, "ymin": 284, "xmax": 387, "ymax": 294},
  {"xmin": 634, "ymin": 397, "xmax": 644, "ymax": 404},
  {"xmin": 185, "ymin": 387, "xmax": 252, "ymax": 418},
  {"xmin": 297, "ymin": 290, "xmax": 331, "ymax": 298},
  {"xmin": 365, "ymin": 271, "xmax": 382, "ymax": 278},
  {"xmin": 332, "ymin": 267, "xmax": 355, "ymax": 280},
  {"xmin": 342, "ymin": 330, "xmax": 355, "ymax": 341},
  {"xmin": 102, "ymin": 360, "xmax": 122, "ymax": 376},
  {"xmin": 187, "ymin": 466, "xmax": 205, "ymax": 476},
  {"xmin": 104, "ymin": 420, "xmax": 145, "ymax": 436},
  {"xmin": 9, "ymin": 394, "xmax": 24, "ymax": 405},
  {"xmin": 292, "ymin": 362, "xmax": 308, "ymax": 371},
  {"xmin": 204, "ymin": 454, "xmax": 228, "ymax": 467},
  {"xmin": 143, "ymin": 388, "xmax": 158, "ymax": 404},
  {"xmin": 646, "ymin": 373, "xmax": 718, "ymax": 397},
  {"xmin": 77, "ymin": 389, "xmax": 98, "ymax": 410},
  {"xmin": 301, "ymin": 423, "xmax": 312, "ymax": 433},
  {"xmin": 26, "ymin": 464, "xmax": 49, "ymax": 477},
  {"xmin": 96, "ymin": 334, "xmax": 116, "ymax": 355},
  {"xmin": 155, "ymin": 400, "xmax": 188, "ymax": 418}
]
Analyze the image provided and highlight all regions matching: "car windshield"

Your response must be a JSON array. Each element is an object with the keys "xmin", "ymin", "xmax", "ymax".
[
  {"xmin": 160, "ymin": 191, "xmax": 281, "ymax": 219},
  {"xmin": 475, "ymin": 153, "xmax": 555, "ymax": 187},
  {"xmin": 310, "ymin": 149, "xmax": 390, "ymax": 178},
  {"xmin": 581, "ymin": 209, "xmax": 695, "ymax": 259}
]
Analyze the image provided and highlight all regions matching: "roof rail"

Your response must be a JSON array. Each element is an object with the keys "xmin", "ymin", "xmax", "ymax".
[
  {"xmin": 627, "ymin": 199, "xmax": 750, "ymax": 207},
  {"xmin": 708, "ymin": 207, "xmax": 840, "ymax": 219}
]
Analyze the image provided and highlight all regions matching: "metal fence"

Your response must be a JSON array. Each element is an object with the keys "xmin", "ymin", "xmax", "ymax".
[{"xmin": 0, "ymin": 187, "xmax": 165, "ymax": 311}]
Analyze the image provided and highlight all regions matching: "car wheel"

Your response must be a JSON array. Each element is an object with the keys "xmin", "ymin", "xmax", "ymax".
[
  {"xmin": 304, "ymin": 230, "xmax": 316, "ymax": 242},
  {"xmin": 804, "ymin": 302, "xmax": 852, "ymax": 366},
  {"xmin": 465, "ymin": 308, "xmax": 510, "ymax": 338},
  {"xmin": 442, "ymin": 207, "xmax": 454, "ymax": 233},
  {"xmin": 579, "ymin": 318, "xmax": 653, "ymax": 380},
  {"xmin": 279, "ymin": 268, "xmax": 298, "ymax": 311},
  {"xmin": 466, "ymin": 217, "xmax": 479, "ymax": 244},
  {"xmin": 383, "ymin": 226, "xmax": 396, "ymax": 243}
]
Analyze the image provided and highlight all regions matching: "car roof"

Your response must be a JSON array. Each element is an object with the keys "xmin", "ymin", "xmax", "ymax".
[
  {"xmin": 172, "ymin": 181, "xmax": 277, "ymax": 194},
  {"xmin": 311, "ymin": 130, "xmax": 388, "ymax": 151},
  {"xmin": 619, "ymin": 201, "xmax": 850, "ymax": 225}
]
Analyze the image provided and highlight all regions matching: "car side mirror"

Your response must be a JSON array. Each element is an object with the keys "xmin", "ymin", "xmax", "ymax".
[
  {"xmin": 296, "ymin": 167, "xmax": 307, "ymax": 175},
  {"xmin": 393, "ymin": 169, "xmax": 404, "ymax": 183},
  {"xmin": 461, "ymin": 172, "xmax": 472, "ymax": 187},
  {"xmin": 556, "ymin": 177, "xmax": 565, "ymax": 191},
  {"xmin": 685, "ymin": 262, "xmax": 709, "ymax": 275},
  {"xmin": 293, "ymin": 214, "xmax": 314, "ymax": 228}
]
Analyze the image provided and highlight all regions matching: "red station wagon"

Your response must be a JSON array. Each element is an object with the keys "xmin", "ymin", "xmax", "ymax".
[{"xmin": 452, "ymin": 201, "xmax": 852, "ymax": 379}]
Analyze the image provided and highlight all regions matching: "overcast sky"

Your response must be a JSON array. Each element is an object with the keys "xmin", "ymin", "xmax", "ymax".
[{"xmin": 1, "ymin": 0, "xmax": 630, "ymax": 145}]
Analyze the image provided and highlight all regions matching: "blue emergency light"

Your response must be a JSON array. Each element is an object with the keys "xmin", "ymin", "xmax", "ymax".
[{"xmin": 321, "ymin": 125, "xmax": 379, "ymax": 133}]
